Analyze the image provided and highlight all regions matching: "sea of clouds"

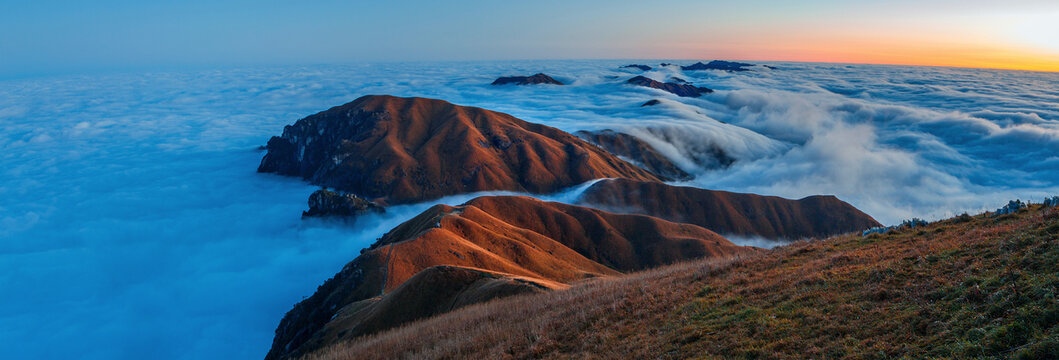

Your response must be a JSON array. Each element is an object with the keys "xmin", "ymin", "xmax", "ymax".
[{"xmin": 1, "ymin": 60, "xmax": 1057, "ymax": 359}]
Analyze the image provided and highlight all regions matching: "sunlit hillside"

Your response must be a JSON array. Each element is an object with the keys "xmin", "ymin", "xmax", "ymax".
[{"xmin": 304, "ymin": 203, "xmax": 1059, "ymax": 359}]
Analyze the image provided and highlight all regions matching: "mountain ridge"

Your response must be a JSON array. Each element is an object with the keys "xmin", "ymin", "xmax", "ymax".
[
  {"xmin": 296, "ymin": 202, "xmax": 1059, "ymax": 360},
  {"xmin": 265, "ymin": 195, "xmax": 756, "ymax": 360},
  {"xmin": 258, "ymin": 95, "xmax": 661, "ymax": 205},
  {"xmin": 577, "ymin": 178, "xmax": 882, "ymax": 239}
]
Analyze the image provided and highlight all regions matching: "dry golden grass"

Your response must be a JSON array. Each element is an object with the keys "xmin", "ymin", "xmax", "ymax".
[
  {"xmin": 301, "ymin": 205, "xmax": 1059, "ymax": 359},
  {"xmin": 301, "ymin": 251, "xmax": 760, "ymax": 360},
  {"xmin": 267, "ymin": 195, "xmax": 755, "ymax": 360}
]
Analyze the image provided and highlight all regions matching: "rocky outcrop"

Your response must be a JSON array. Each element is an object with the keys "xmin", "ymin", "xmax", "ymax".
[
  {"xmin": 491, "ymin": 73, "xmax": 564, "ymax": 85},
  {"xmin": 621, "ymin": 64, "xmax": 651, "ymax": 71},
  {"xmin": 258, "ymin": 95, "xmax": 660, "ymax": 205},
  {"xmin": 1044, "ymin": 196, "xmax": 1059, "ymax": 208},
  {"xmin": 264, "ymin": 195, "xmax": 754, "ymax": 360},
  {"xmin": 576, "ymin": 179, "xmax": 882, "ymax": 239},
  {"xmin": 994, "ymin": 200, "xmax": 1025, "ymax": 216},
  {"xmin": 301, "ymin": 189, "xmax": 384, "ymax": 218},
  {"xmin": 641, "ymin": 99, "xmax": 662, "ymax": 107},
  {"xmin": 626, "ymin": 76, "xmax": 713, "ymax": 98},
  {"xmin": 862, "ymin": 218, "xmax": 928, "ymax": 236},
  {"xmin": 575, "ymin": 129, "xmax": 692, "ymax": 181},
  {"xmin": 682, "ymin": 60, "xmax": 755, "ymax": 72}
]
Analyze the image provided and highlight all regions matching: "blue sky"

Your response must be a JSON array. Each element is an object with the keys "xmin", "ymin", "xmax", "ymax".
[{"xmin": 2, "ymin": 0, "xmax": 1058, "ymax": 77}]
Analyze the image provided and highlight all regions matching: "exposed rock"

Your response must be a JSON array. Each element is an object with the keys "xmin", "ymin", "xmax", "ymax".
[
  {"xmin": 682, "ymin": 60, "xmax": 756, "ymax": 72},
  {"xmin": 302, "ymin": 189, "xmax": 384, "ymax": 218},
  {"xmin": 575, "ymin": 129, "xmax": 692, "ymax": 181},
  {"xmin": 258, "ymin": 95, "xmax": 660, "ymax": 205},
  {"xmin": 626, "ymin": 76, "xmax": 713, "ymax": 98},
  {"xmin": 641, "ymin": 99, "xmax": 662, "ymax": 107},
  {"xmin": 903, "ymin": 218, "xmax": 929, "ymax": 228},
  {"xmin": 490, "ymin": 73, "xmax": 564, "ymax": 85},
  {"xmin": 265, "ymin": 195, "xmax": 754, "ymax": 360},
  {"xmin": 862, "ymin": 218, "xmax": 929, "ymax": 236},
  {"xmin": 576, "ymin": 179, "xmax": 882, "ymax": 239},
  {"xmin": 1044, "ymin": 196, "xmax": 1059, "ymax": 208},
  {"xmin": 861, "ymin": 226, "xmax": 889, "ymax": 236},
  {"xmin": 668, "ymin": 76, "xmax": 688, "ymax": 83},
  {"xmin": 621, "ymin": 64, "xmax": 652, "ymax": 71},
  {"xmin": 994, "ymin": 200, "xmax": 1025, "ymax": 216}
]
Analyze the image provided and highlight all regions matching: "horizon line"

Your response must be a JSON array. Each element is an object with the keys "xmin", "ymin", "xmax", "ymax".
[{"xmin": 2, "ymin": 57, "xmax": 1056, "ymax": 81}]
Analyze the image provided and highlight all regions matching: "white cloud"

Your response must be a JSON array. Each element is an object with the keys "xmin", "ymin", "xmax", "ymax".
[{"xmin": 0, "ymin": 60, "xmax": 1057, "ymax": 359}]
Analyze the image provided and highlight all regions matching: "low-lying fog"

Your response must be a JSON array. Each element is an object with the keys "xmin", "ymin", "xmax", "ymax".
[{"xmin": 2, "ymin": 60, "xmax": 1056, "ymax": 359}]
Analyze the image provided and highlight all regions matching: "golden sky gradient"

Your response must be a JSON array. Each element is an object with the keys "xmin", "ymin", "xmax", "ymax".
[
  {"xmin": 660, "ymin": 5, "xmax": 1059, "ymax": 72},
  {"xmin": 706, "ymin": 36, "xmax": 1059, "ymax": 72}
]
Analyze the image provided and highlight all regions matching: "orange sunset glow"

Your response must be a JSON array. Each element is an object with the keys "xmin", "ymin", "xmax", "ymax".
[
  {"xmin": 649, "ymin": 5, "xmax": 1059, "ymax": 72},
  {"xmin": 701, "ymin": 37, "xmax": 1059, "ymax": 72}
]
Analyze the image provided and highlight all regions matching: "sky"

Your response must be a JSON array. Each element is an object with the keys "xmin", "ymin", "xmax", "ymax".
[{"xmin": 2, "ymin": 0, "xmax": 1057, "ymax": 77}]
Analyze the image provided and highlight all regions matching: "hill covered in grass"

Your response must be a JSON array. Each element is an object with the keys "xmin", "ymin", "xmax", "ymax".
[
  {"xmin": 578, "ymin": 179, "xmax": 881, "ymax": 239},
  {"xmin": 301, "ymin": 203, "xmax": 1059, "ymax": 359},
  {"xmin": 257, "ymin": 95, "xmax": 660, "ymax": 205},
  {"xmin": 266, "ymin": 196, "xmax": 755, "ymax": 360}
]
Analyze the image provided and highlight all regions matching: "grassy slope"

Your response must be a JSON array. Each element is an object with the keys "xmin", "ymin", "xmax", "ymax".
[{"xmin": 304, "ymin": 205, "xmax": 1059, "ymax": 360}]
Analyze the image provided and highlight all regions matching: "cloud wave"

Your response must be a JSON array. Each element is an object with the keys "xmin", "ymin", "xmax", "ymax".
[{"xmin": 1, "ymin": 60, "xmax": 1057, "ymax": 359}]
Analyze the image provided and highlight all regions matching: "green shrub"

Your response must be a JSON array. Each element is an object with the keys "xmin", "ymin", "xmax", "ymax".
[
  {"xmin": 1015, "ymin": 337, "xmax": 1059, "ymax": 360},
  {"xmin": 985, "ymin": 322, "xmax": 1033, "ymax": 353}
]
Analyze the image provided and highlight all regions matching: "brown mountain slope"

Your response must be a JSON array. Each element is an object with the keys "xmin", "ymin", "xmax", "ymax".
[
  {"xmin": 627, "ymin": 75, "xmax": 713, "ymax": 97},
  {"xmin": 258, "ymin": 95, "xmax": 659, "ymax": 204},
  {"xmin": 575, "ymin": 129, "xmax": 693, "ymax": 181},
  {"xmin": 299, "ymin": 204, "xmax": 1059, "ymax": 360},
  {"xmin": 490, "ymin": 73, "xmax": 564, "ymax": 85},
  {"xmin": 319, "ymin": 265, "xmax": 561, "ymax": 351},
  {"xmin": 265, "ymin": 195, "xmax": 755, "ymax": 360},
  {"xmin": 576, "ymin": 178, "xmax": 881, "ymax": 239},
  {"xmin": 683, "ymin": 60, "xmax": 755, "ymax": 72}
]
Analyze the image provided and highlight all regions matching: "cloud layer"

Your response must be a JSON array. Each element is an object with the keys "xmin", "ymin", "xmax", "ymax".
[{"xmin": 1, "ymin": 61, "xmax": 1057, "ymax": 359}]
